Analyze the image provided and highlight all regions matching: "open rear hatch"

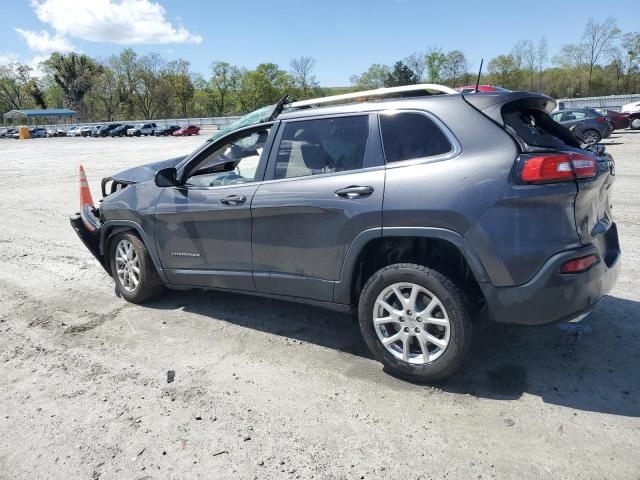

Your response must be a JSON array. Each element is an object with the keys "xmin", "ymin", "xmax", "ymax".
[{"xmin": 464, "ymin": 91, "xmax": 619, "ymax": 266}]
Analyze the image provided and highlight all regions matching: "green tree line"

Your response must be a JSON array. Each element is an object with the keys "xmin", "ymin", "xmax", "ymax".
[{"xmin": 1, "ymin": 17, "xmax": 638, "ymax": 122}]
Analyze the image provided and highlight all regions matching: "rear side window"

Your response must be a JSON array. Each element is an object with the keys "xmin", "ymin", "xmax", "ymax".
[
  {"xmin": 274, "ymin": 115, "xmax": 369, "ymax": 180},
  {"xmin": 502, "ymin": 105, "xmax": 580, "ymax": 150},
  {"xmin": 379, "ymin": 112, "xmax": 452, "ymax": 163}
]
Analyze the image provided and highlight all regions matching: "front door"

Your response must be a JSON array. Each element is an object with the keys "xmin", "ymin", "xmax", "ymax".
[
  {"xmin": 251, "ymin": 113, "xmax": 384, "ymax": 302},
  {"xmin": 154, "ymin": 125, "xmax": 274, "ymax": 291}
]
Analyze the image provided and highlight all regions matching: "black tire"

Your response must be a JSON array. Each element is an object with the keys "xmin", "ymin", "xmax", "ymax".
[
  {"xmin": 582, "ymin": 129, "xmax": 601, "ymax": 145},
  {"xmin": 630, "ymin": 117, "xmax": 640, "ymax": 130},
  {"xmin": 109, "ymin": 232, "xmax": 163, "ymax": 304},
  {"xmin": 358, "ymin": 263, "xmax": 472, "ymax": 383}
]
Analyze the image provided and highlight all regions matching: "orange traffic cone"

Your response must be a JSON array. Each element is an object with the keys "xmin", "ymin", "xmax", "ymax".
[
  {"xmin": 79, "ymin": 164, "xmax": 94, "ymax": 209},
  {"xmin": 79, "ymin": 165, "xmax": 100, "ymax": 232}
]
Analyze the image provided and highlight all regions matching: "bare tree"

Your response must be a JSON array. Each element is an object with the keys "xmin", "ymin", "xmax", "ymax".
[
  {"xmin": 554, "ymin": 43, "xmax": 589, "ymax": 96},
  {"xmin": 536, "ymin": 37, "xmax": 548, "ymax": 90},
  {"xmin": 132, "ymin": 53, "xmax": 170, "ymax": 119},
  {"xmin": 404, "ymin": 52, "xmax": 426, "ymax": 82},
  {"xmin": 582, "ymin": 17, "xmax": 621, "ymax": 95},
  {"xmin": 289, "ymin": 56, "xmax": 317, "ymax": 99},
  {"xmin": 441, "ymin": 50, "xmax": 469, "ymax": 87},
  {"xmin": 524, "ymin": 41, "xmax": 536, "ymax": 90}
]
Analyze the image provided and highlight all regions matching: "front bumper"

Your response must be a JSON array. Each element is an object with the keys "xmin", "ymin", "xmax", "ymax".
[
  {"xmin": 70, "ymin": 215, "xmax": 109, "ymax": 273},
  {"xmin": 481, "ymin": 224, "xmax": 621, "ymax": 326}
]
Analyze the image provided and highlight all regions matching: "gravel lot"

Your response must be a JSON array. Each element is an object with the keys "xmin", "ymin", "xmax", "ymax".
[{"xmin": 0, "ymin": 132, "xmax": 639, "ymax": 480}]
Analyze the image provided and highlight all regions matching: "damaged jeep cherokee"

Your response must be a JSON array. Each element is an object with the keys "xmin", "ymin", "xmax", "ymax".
[{"xmin": 71, "ymin": 84, "xmax": 620, "ymax": 382}]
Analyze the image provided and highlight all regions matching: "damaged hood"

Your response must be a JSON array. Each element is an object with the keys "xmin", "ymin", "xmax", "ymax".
[
  {"xmin": 110, "ymin": 156, "xmax": 186, "ymax": 183},
  {"xmin": 102, "ymin": 155, "xmax": 186, "ymax": 196}
]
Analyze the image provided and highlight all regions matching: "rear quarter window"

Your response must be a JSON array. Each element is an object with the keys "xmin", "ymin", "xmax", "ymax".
[{"xmin": 379, "ymin": 112, "xmax": 452, "ymax": 163}]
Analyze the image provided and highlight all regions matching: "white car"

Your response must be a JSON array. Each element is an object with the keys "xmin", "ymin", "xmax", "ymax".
[
  {"xmin": 621, "ymin": 101, "xmax": 640, "ymax": 130},
  {"xmin": 66, "ymin": 126, "xmax": 82, "ymax": 137}
]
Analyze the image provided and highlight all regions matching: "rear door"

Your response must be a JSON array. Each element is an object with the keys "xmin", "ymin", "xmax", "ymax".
[{"xmin": 251, "ymin": 113, "xmax": 384, "ymax": 301}]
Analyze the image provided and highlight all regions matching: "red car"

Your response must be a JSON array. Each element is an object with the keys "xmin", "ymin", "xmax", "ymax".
[
  {"xmin": 600, "ymin": 109, "xmax": 630, "ymax": 130},
  {"xmin": 172, "ymin": 125, "xmax": 200, "ymax": 136},
  {"xmin": 455, "ymin": 85, "xmax": 512, "ymax": 93}
]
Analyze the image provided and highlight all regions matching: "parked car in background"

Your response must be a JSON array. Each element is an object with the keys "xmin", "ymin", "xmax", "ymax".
[
  {"xmin": 29, "ymin": 127, "xmax": 48, "ymax": 138},
  {"xmin": 594, "ymin": 108, "xmax": 630, "ymax": 130},
  {"xmin": 66, "ymin": 126, "xmax": 82, "ymax": 137},
  {"xmin": 93, "ymin": 123, "xmax": 122, "ymax": 137},
  {"xmin": 550, "ymin": 108, "xmax": 612, "ymax": 144},
  {"xmin": 0, "ymin": 127, "xmax": 17, "ymax": 138},
  {"xmin": 90, "ymin": 125, "xmax": 103, "ymax": 137},
  {"xmin": 154, "ymin": 125, "xmax": 181, "ymax": 136},
  {"xmin": 127, "ymin": 122, "xmax": 157, "ymax": 136},
  {"xmin": 172, "ymin": 125, "xmax": 200, "ymax": 136},
  {"xmin": 621, "ymin": 101, "xmax": 640, "ymax": 130},
  {"xmin": 109, "ymin": 124, "xmax": 134, "ymax": 137},
  {"xmin": 56, "ymin": 126, "xmax": 70, "ymax": 137},
  {"xmin": 80, "ymin": 126, "xmax": 94, "ymax": 137},
  {"xmin": 455, "ymin": 85, "xmax": 511, "ymax": 93},
  {"xmin": 71, "ymin": 86, "xmax": 620, "ymax": 382}
]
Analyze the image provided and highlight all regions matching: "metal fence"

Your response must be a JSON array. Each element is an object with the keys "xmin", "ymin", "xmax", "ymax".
[
  {"xmin": 555, "ymin": 94, "xmax": 640, "ymax": 111},
  {"xmin": 2, "ymin": 115, "xmax": 241, "ymax": 130}
]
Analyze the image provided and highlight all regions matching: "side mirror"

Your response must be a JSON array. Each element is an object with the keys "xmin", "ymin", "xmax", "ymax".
[{"xmin": 155, "ymin": 167, "xmax": 179, "ymax": 187}]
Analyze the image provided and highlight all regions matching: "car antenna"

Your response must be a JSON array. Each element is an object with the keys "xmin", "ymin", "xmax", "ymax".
[{"xmin": 475, "ymin": 59, "xmax": 484, "ymax": 92}]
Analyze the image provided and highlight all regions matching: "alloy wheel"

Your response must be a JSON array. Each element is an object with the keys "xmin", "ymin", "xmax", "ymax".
[
  {"xmin": 582, "ymin": 130, "xmax": 600, "ymax": 144},
  {"xmin": 373, "ymin": 282, "xmax": 451, "ymax": 364},
  {"xmin": 115, "ymin": 238, "xmax": 140, "ymax": 292}
]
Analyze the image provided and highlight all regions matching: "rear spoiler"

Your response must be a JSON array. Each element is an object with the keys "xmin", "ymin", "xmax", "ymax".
[{"xmin": 462, "ymin": 91, "xmax": 557, "ymax": 126}]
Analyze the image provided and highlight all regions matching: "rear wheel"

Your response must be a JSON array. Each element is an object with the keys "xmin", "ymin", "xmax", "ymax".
[
  {"xmin": 110, "ymin": 233, "xmax": 163, "ymax": 303},
  {"xmin": 631, "ymin": 117, "xmax": 640, "ymax": 130},
  {"xmin": 358, "ymin": 263, "xmax": 472, "ymax": 382},
  {"xmin": 582, "ymin": 129, "xmax": 601, "ymax": 145}
]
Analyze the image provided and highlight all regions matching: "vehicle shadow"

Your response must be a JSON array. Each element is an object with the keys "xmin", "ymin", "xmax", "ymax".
[
  {"xmin": 440, "ymin": 295, "xmax": 640, "ymax": 417},
  {"xmin": 146, "ymin": 291, "xmax": 639, "ymax": 417}
]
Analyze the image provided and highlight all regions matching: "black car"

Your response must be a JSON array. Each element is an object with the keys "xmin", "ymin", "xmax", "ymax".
[
  {"xmin": 71, "ymin": 86, "xmax": 620, "ymax": 382},
  {"xmin": 154, "ymin": 125, "xmax": 181, "ymax": 136},
  {"xmin": 109, "ymin": 124, "xmax": 134, "ymax": 137},
  {"xmin": 92, "ymin": 123, "xmax": 122, "ymax": 137}
]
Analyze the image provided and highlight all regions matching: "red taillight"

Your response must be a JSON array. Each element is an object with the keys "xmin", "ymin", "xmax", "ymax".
[
  {"xmin": 520, "ymin": 153, "xmax": 597, "ymax": 183},
  {"xmin": 595, "ymin": 116, "xmax": 606, "ymax": 123},
  {"xmin": 560, "ymin": 254, "xmax": 598, "ymax": 273}
]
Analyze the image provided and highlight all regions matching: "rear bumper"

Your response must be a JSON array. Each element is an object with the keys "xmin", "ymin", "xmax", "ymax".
[{"xmin": 481, "ymin": 224, "xmax": 620, "ymax": 325}]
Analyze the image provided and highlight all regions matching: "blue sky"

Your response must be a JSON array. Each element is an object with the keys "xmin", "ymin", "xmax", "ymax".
[{"xmin": 1, "ymin": 0, "xmax": 639, "ymax": 85}]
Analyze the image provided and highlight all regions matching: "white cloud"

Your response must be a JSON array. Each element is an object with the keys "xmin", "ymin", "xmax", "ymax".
[
  {"xmin": 30, "ymin": 0, "xmax": 202, "ymax": 45},
  {"xmin": 0, "ymin": 51, "xmax": 20, "ymax": 65},
  {"xmin": 15, "ymin": 28, "xmax": 75, "ymax": 53}
]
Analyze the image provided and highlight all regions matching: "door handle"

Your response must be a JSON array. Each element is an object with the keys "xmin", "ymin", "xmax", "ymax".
[
  {"xmin": 220, "ymin": 194, "xmax": 247, "ymax": 205},
  {"xmin": 335, "ymin": 185, "xmax": 374, "ymax": 199}
]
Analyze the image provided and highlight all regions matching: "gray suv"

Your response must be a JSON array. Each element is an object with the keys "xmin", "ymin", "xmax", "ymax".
[{"xmin": 71, "ymin": 86, "xmax": 620, "ymax": 382}]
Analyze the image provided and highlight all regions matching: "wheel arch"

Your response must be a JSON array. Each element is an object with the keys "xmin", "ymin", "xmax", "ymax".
[
  {"xmin": 100, "ymin": 220, "xmax": 167, "ymax": 282},
  {"xmin": 334, "ymin": 227, "xmax": 490, "ymax": 308}
]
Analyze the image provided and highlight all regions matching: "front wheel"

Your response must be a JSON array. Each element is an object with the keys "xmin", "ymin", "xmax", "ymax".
[
  {"xmin": 631, "ymin": 117, "xmax": 640, "ymax": 130},
  {"xmin": 358, "ymin": 264, "xmax": 472, "ymax": 382},
  {"xmin": 110, "ymin": 233, "xmax": 163, "ymax": 303}
]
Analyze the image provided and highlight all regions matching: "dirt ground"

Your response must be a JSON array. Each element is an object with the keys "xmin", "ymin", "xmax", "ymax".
[{"xmin": 0, "ymin": 131, "xmax": 639, "ymax": 480}]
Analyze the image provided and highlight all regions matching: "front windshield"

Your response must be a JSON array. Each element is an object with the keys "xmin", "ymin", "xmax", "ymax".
[{"xmin": 210, "ymin": 104, "xmax": 276, "ymax": 141}]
